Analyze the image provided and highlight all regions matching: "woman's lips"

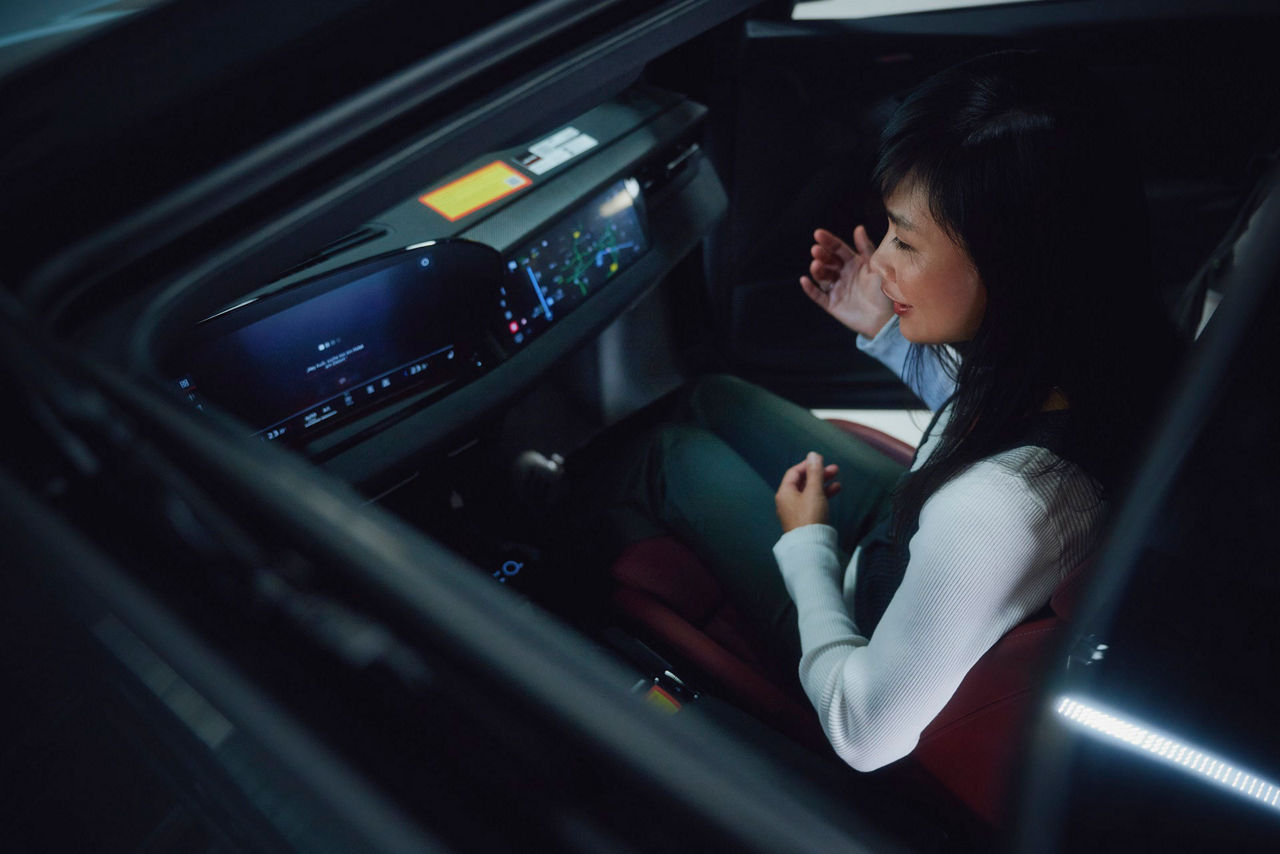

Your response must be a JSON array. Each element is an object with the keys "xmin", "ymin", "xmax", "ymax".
[{"xmin": 883, "ymin": 289, "xmax": 912, "ymax": 315}]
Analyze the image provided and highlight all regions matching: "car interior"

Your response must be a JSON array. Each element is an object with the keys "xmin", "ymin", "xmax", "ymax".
[{"xmin": 4, "ymin": 1, "xmax": 1280, "ymax": 851}]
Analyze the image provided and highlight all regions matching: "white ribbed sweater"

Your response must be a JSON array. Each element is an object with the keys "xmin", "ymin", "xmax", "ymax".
[{"xmin": 772, "ymin": 403, "xmax": 1103, "ymax": 771}]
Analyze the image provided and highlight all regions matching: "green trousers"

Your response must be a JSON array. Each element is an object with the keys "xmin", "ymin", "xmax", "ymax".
[{"xmin": 574, "ymin": 375, "xmax": 905, "ymax": 668}]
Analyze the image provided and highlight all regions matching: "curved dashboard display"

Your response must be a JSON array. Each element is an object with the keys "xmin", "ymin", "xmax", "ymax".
[
  {"xmin": 497, "ymin": 179, "xmax": 648, "ymax": 349},
  {"xmin": 168, "ymin": 179, "xmax": 653, "ymax": 455},
  {"xmin": 172, "ymin": 240, "xmax": 502, "ymax": 446}
]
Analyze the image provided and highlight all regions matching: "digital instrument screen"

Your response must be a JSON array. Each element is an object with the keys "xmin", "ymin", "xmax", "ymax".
[
  {"xmin": 497, "ymin": 179, "xmax": 648, "ymax": 348},
  {"xmin": 174, "ymin": 241, "xmax": 499, "ymax": 445}
]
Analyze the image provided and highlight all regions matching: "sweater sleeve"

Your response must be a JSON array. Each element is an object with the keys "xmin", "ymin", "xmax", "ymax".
[
  {"xmin": 856, "ymin": 316, "xmax": 956, "ymax": 411},
  {"xmin": 773, "ymin": 462, "xmax": 1066, "ymax": 771}
]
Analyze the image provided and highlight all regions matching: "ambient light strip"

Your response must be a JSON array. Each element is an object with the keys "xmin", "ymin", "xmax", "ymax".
[
  {"xmin": 792, "ymin": 0, "xmax": 1046, "ymax": 21},
  {"xmin": 1056, "ymin": 696, "xmax": 1280, "ymax": 813}
]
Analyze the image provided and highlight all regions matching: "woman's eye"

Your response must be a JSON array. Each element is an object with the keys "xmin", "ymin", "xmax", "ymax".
[{"xmin": 892, "ymin": 236, "xmax": 914, "ymax": 253}]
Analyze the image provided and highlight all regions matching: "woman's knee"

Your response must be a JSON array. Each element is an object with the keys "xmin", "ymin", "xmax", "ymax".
[
  {"xmin": 687, "ymin": 373, "xmax": 748, "ymax": 404},
  {"xmin": 653, "ymin": 422, "xmax": 724, "ymax": 467},
  {"xmin": 686, "ymin": 373, "xmax": 773, "ymax": 427}
]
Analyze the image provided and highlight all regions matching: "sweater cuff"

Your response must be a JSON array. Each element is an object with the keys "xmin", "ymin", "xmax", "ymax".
[{"xmin": 773, "ymin": 524, "xmax": 842, "ymax": 592}]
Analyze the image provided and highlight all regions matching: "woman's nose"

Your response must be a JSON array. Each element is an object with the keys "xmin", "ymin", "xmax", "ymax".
[{"xmin": 869, "ymin": 242, "xmax": 892, "ymax": 282}]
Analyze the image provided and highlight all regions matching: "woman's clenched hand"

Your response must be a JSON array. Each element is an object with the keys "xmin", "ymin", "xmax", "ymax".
[{"xmin": 775, "ymin": 452, "xmax": 842, "ymax": 533}]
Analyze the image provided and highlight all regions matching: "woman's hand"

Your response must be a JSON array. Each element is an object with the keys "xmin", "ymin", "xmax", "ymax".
[
  {"xmin": 775, "ymin": 452, "xmax": 842, "ymax": 533},
  {"xmin": 801, "ymin": 226, "xmax": 895, "ymax": 338}
]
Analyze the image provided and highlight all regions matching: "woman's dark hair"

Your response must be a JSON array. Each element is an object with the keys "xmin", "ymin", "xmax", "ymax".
[{"xmin": 873, "ymin": 50, "xmax": 1185, "ymax": 532}]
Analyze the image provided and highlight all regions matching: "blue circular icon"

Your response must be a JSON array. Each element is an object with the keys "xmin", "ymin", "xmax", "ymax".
[{"xmin": 420, "ymin": 257, "xmax": 430, "ymax": 267}]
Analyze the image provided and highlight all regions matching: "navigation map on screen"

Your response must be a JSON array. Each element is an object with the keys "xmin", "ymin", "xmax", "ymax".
[{"xmin": 497, "ymin": 179, "xmax": 648, "ymax": 347}]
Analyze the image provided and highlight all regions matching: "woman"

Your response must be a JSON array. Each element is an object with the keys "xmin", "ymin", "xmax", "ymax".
[{"xmin": 573, "ymin": 50, "xmax": 1183, "ymax": 772}]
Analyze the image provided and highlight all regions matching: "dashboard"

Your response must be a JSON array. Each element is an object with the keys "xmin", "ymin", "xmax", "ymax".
[{"xmin": 150, "ymin": 85, "xmax": 725, "ymax": 491}]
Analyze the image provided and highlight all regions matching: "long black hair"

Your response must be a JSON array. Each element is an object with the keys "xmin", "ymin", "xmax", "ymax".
[{"xmin": 875, "ymin": 50, "xmax": 1185, "ymax": 533}]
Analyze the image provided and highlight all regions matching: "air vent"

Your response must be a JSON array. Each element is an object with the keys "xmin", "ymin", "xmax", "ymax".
[{"xmin": 272, "ymin": 224, "xmax": 391, "ymax": 281}]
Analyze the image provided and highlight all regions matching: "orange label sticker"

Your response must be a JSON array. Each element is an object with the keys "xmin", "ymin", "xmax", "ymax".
[{"xmin": 418, "ymin": 161, "xmax": 532, "ymax": 222}]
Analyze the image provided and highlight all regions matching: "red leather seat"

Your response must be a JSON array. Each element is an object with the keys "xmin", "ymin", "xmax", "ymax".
[{"xmin": 609, "ymin": 419, "xmax": 1085, "ymax": 826}]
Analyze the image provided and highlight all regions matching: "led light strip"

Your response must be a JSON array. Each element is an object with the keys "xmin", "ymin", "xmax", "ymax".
[
  {"xmin": 1056, "ymin": 696, "xmax": 1280, "ymax": 813},
  {"xmin": 792, "ymin": 0, "xmax": 1045, "ymax": 21}
]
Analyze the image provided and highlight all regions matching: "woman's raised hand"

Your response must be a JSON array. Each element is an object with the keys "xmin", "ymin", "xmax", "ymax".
[{"xmin": 800, "ymin": 226, "xmax": 895, "ymax": 339}]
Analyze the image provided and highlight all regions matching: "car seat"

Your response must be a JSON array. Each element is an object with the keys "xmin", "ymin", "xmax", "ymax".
[{"xmin": 609, "ymin": 418, "xmax": 1088, "ymax": 826}]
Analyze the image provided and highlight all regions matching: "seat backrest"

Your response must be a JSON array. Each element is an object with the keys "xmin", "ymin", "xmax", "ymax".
[
  {"xmin": 823, "ymin": 419, "xmax": 917, "ymax": 463},
  {"xmin": 910, "ymin": 560, "xmax": 1092, "ymax": 825}
]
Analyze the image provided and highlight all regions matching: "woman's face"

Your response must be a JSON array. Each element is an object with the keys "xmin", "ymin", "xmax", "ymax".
[{"xmin": 869, "ymin": 181, "xmax": 986, "ymax": 344}]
